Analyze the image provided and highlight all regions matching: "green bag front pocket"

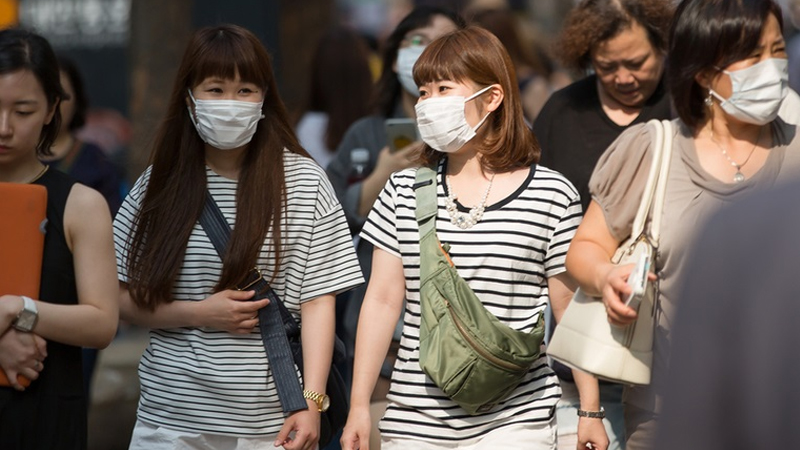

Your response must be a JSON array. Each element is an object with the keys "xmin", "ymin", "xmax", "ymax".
[{"xmin": 418, "ymin": 268, "xmax": 544, "ymax": 415}]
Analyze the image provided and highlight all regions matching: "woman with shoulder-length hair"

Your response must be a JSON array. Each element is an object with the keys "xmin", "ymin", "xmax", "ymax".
[
  {"xmin": 566, "ymin": 0, "xmax": 800, "ymax": 448},
  {"xmin": 341, "ymin": 26, "xmax": 607, "ymax": 450},
  {"xmin": 0, "ymin": 28, "xmax": 119, "ymax": 449},
  {"xmin": 114, "ymin": 24, "xmax": 363, "ymax": 449}
]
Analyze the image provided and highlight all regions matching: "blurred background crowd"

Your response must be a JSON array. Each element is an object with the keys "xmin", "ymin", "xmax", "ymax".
[{"xmin": 4, "ymin": 0, "xmax": 800, "ymax": 448}]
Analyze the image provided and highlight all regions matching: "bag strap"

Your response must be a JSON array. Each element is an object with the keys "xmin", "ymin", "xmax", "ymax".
[
  {"xmin": 414, "ymin": 166, "xmax": 439, "ymax": 238},
  {"xmin": 631, "ymin": 119, "xmax": 673, "ymax": 246},
  {"xmin": 198, "ymin": 192, "xmax": 308, "ymax": 413},
  {"xmin": 649, "ymin": 120, "xmax": 673, "ymax": 246}
]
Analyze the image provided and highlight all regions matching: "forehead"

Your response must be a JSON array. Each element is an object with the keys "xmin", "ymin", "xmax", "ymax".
[
  {"xmin": 591, "ymin": 22, "xmax": 654, "ymax": 62},
  {"xmin": 0, "ymin": 70, "xmax": 46, "ymax": 101},
  {"xmin": 405, "ymin": 15, "xmax": 458, "ymax": 42}
]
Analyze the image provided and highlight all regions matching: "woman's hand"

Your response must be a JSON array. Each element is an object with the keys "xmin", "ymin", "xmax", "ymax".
[
  {"xmin": 577, "ymin": 416, "xmax": 610, "ymax": 450},
  {"xmin": 600, "ymin": 263, "xmax": 657, "ymax": 327},
  {"xmin": 340, "ymin": 405, "xmax": 371, "ymax": 450},
  {"xmin": 274, "ymin": 406, "xmax": 320, "ymax": 450},
  {"xmin": 375, "ymin": 141, "xmax": 422, "ymax": 175},
  {"xmin": 197, "ymin": 289, "xmax": 269, "ymax": 334},
  {"xmin": 0, "ymin": 329, "xmax": 47, "ymax": 390}
]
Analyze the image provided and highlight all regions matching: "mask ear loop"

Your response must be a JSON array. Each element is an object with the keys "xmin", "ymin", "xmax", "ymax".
[{"xmin": 466, "ymin": 85, "xmax": 496, "ymax": 132}]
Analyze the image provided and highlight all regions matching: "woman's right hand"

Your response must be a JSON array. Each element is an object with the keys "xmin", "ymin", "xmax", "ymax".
[
  {"xmin": 340, "ymin": 406, "xmax": 372, "ymax": 450},
  {"xmin": 197, "ymin": 289, "xmax": 270, "ymax": 334},
  {"xmin": 600, "ymin": 263, "xmax": 656, "ymax": 327},
  {"xmin": 0, "ymin": 329, "xmax": 47, "ymax": 390},
  {"xmin": 375, "ymin": 141, "xmax": 422, "ymax": 175}
]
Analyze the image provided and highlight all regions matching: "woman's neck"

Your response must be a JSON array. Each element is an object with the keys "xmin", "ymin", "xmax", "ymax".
[
  {"xmin": 45, "ymin": 132, "xmax": 76, "ymax": 161},
  {"xmin": 597, "ymin": 79, "xmax": 644, "ymax": 127},
  {"xmin": 0, "ymin": 157, "xmax": 47, "ymax": 183},
  {"xmin": 205, "ymin": 146, "xmax": 246, "ymax": 180}
]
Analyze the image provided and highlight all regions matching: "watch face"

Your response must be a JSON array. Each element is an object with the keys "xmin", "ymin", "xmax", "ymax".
[
  {"xmin": 15, "ymin": 310, "xmax": 36, "ymax": 331},
  {"xmin": 321, "ymin": 395, "xmax": 330, "ymax": 412}
]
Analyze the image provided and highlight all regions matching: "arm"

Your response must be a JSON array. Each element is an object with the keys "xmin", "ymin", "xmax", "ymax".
[
  {"xmin": 549, "ymin": 272, "xmax": 609, "ymax": 450},
  {"xmin": 565, "ymin": 201, "xmax": 641, "ymax": 326},
  {"xmin": 356, "ymin": 143, "xmax": 420, "ymax": 217},
  {"xmin": 341, "ymin": 248, "xmax": 406, "ymax": 450},
  {"xmin": 119, "ymin": 283, "xmax": 268, "ymax": 333},
  {"xmin": 275, "ymin": 293, "xmax": 336, "ymax": 450},
  {"xmin": 0, "ymin": 185, "xmax": 118, "ymax": 349}
]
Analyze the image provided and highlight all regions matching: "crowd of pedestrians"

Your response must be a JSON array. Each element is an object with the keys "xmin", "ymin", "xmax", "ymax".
[{"xmin": 1, "ymin": 0, "xmax": 799, "ymax": 449}]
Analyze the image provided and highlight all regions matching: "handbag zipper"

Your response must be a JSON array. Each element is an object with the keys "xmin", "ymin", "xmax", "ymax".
[{"xmin": 443, "ymin": 299, "xmax": 525, "ymax": 372}]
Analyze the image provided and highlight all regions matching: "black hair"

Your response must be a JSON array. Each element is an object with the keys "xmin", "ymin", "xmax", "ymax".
[
  {"xmin": 372, "ymin": 5, "xmax": 466, "ymax": 117},
  {"xmin": 0, "ymin": 28, "xmax": 64, "ymax": 157},
  {"xmin": 668, "ymin": 0, "xmax": 784, "ymax": 129},
  {"xmin": 58, "ymin": 56, "xmax": 88, "ymax": 131}
]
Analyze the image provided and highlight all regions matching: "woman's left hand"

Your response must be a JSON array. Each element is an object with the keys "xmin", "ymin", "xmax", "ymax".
[
  {"xmin": 577, "ymin": 416, "xmax": 610, "ymax": 450},
  {"xmin": 274, "ymin": 405, "xmax": 320, "ymax": 450}
]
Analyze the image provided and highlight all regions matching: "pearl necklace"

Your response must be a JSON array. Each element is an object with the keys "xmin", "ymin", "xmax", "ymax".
[
  {"xmin": 444, "ymin": 173, "xmax": 495, "ymax": 229},
  {"xmin": 711, "ymin": 126, "xmax": 762, "ymax": 183}
]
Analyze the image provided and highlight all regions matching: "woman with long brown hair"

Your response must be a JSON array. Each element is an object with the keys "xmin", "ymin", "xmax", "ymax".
[{"xmin": 114, "ymin": 24, "xmax": 363, "ymax": 449}]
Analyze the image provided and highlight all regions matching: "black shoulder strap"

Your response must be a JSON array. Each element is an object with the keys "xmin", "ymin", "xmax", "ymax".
[{"xmin": 198, "ymin": 192, "xmax": 308, "ymax": 413}]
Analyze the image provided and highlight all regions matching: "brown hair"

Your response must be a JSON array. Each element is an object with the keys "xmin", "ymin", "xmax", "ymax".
[
  {"xmin": 124, "ymin": 24, "xmax": 307, "ymax": 311},
  {"xmin": 412, "ymin": 26, "xmax": 539, "ymax": 171},
  {"xmin": 299, "ymin": 25, "xmax": 373, "ymax": 151},
  {"xmin": 557, "ymin": 0, "xmax": 674, "ymax": 73}
]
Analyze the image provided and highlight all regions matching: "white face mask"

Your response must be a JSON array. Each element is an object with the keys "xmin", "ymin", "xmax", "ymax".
[
  {"xmin": 187, "ymin": 89, "xmax": 265, "ymax": 150},
  {"xmin": 709, "ymin": 58, "xmax": 788, "ymax": 125},
  {"xmin": 415, "ymin": 85, "xmax": 493, "ymax": 153},
  {"xmin": 397, "ymin": 45, "xmax": 425, "ymax": 97}
]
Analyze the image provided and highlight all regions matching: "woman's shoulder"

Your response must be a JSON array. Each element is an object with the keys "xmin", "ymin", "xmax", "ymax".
[
  {"xmin": 284, "ymin": 149, "xmax": 327, "ymax": 179},
  {"xmin": 533, "ymin": 164, "xmax": 579, "ymax": 197}
]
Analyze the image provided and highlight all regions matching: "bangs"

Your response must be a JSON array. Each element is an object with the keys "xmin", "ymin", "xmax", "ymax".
[
  {"xmin": 188, "ymin": 28, "xmax": 270, "ymax": 88},
  {"xmin": 713, "ymin": 0, "xmax": 783, "ymax": 67},
  {"xmin": 413, "ymin": 35, "xmax": 472, "ymax": 87}
]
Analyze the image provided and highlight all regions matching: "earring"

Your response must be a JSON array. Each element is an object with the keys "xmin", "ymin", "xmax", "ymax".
[{"xmin": 705, "ymin": 90, "xmax": 713, "ymax": 107}]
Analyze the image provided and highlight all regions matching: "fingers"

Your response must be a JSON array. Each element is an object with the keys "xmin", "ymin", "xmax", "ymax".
[
  {"xmin": 32, "ymin": 334, "xmax": 48, "ymax": 357},
  {"xmin": 274, "ymin": 420, "xmax": 294, "ymax": 448},
  {"xmin": 227, "ymin": 289, "xmax": 257, "ymax": 301}
]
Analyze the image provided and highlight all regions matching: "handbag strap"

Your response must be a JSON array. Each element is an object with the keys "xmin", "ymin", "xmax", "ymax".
[
  {"xmin": 198, "ymin": 192, "xmax": 308, "ymax": 413},
  {"xmin": 413, "ymin": 166, "xmax": 439, "ymax": 241},
  {"xmin": 631, "ymin": 119, "xmax": 673, "ymax": 246}
]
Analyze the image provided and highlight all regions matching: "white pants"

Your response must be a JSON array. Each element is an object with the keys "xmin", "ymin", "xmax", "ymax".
[
  {"xmin": 380, "ymin": 418, "xmax": 556, "ymax": 450},
  {"xmin": 129, "ymin": 420, "xmax": 319, "ymax": 450}
]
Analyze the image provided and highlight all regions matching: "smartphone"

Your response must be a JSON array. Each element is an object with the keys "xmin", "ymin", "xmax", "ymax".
[
  {"xmin": 385, "ymin": 118, "xmax": 419, "ymax": 153},
  {"xmin": 623, "ymin": 252, "xmax": 650, "ymax": 311}
]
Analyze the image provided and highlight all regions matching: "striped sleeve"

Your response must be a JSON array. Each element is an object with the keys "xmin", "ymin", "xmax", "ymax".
[
  {"xmin": 540, "ymin": 166, "xmax": 583, "ymax": 277},
  {"xmin": 113, "ymin": 167, "xmax": 150, "ymax": 284},
  {"xmin": 360, "ymin": 172, "xmax": 404, "ymax": 258}
]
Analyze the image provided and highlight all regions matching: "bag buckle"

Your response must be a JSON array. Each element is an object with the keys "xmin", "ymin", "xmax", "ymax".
[{"xmin": 237, "ymin": 267, "xmax": 263, "ymax": 291}]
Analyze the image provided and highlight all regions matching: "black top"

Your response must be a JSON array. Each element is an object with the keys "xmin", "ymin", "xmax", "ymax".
[
  {"xmin": 0, "ymin": 169, "xmax": 86, "ymax": 450},
  {"xmin": 533, "ymin": 74, "xmax": 673, "ymax": 213}
]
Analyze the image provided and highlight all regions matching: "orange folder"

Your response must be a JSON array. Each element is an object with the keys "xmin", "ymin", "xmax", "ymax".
[{"xmin": 0, "ymin": 182, "xmax": 47, "ymax": 388}]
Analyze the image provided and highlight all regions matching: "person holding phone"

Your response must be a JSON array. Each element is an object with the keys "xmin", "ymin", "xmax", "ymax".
[{"xmin": 566, "ymin": 1, "xmax": 800, "ymax": 448}]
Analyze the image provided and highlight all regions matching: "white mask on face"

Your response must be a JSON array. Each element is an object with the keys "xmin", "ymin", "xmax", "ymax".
[
  {"xmin": 709, "ymin": 58, "xmax": 789, "ymax": 125},
  {"xmin": 187, "ymin": 89, "xmax": 265, "ymax": 150},
  {"xmin": 397, "ymin": 45, "xmax": 425, "ymax": 97},
  {"xmin": 415, "ymin": 85, "xmax": 494, "ymax": 153}
]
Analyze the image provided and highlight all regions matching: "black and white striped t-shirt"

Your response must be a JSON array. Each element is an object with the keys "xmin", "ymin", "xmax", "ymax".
[
  {"xmin": 360, "ymin": 161, "xmax": 582, "ymax": 444},
  {"xmin": 113, "ymin": 151, "xmax": 363, "ymax": 436}
]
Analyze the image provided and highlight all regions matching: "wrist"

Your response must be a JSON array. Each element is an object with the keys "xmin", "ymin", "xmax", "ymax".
[
  {"xmin": 577, "ymin": 406, "xmax": 605, "ymax": 419},
  {"xmin": 1, "ymin": 295, "xmax": 24, "ymax": 328}
]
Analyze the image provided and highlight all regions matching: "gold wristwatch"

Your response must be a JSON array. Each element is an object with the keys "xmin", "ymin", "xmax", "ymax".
[{"xmin": 303, "ymin": 389, "xmax": 330, "ymax": 412}]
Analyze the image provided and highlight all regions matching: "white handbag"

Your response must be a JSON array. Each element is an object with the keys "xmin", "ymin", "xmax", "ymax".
[{"xmin": 547, "ymin": 119, "xmax": 673, "ymax": 386}]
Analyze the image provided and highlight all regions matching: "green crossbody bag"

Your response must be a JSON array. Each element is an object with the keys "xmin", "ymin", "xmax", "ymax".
[{"xmin": 414, "ymin": 166, "xmax": 545, "ymax": 415}]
